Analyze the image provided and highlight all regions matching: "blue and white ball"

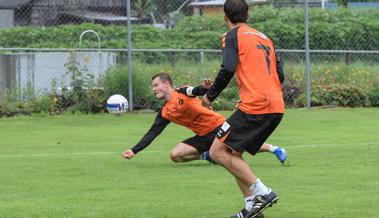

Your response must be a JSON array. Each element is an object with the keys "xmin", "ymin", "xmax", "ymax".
[{"xmin": 106, "ymin": 94, "xmax": 128, "ymax": 114}]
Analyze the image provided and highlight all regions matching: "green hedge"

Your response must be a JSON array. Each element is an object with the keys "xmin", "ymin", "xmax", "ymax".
[
  {"xmin": 0, "ymin": 96, "xmax": 58, "ymax": 117},
  {"xmin": 1, "ymin": 7, "xmax": 379, "ymax": 50},
  {"xmin": 283, "ymin": 61, "xmax": 379, "ymax": 108}
]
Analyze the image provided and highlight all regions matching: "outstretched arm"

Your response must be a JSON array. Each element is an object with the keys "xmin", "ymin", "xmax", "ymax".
[
  {"xmin": 122, "ymin": 109, "xmax": 170, "ymax": 159},
  {"xmin": 176, "ymin": 79, "xmax": 214, "ymax": 97}
]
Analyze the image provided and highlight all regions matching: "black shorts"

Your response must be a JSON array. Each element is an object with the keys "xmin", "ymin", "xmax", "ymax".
[
  {"xmin": 216, "ymin": 109, "xmax": 283, "ymax": 155},
  {"xmin": 182, "ymin": 125, "xmax": 221, "ymax": 154}
]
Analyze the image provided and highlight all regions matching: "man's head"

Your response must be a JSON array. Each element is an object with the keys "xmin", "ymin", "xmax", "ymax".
[
  {"xmin": 151, "ymin": 73, "xmax": 173, "ymax": 100},
  {"xmin": 224, "ymin": 0, "xmax": 248, "ymax": 24}
]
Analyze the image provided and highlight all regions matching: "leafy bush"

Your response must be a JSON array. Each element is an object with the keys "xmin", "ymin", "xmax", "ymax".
[
  {"xmin": 283, "ymin": 61, "xmax": 379, "ymax": 107},
  {"xmin": 31, "ymin": 96, "xmax": 58, "ymax": 114},
  {"xmin": 283, "ymin": 79, "xmax": 302, "ymax": 108},
  {"xmin": 55, "ymin": 51, "xmax": 107, "ymax": 114},
  {"xmin": 0, "ymin": 96, "xmax": 58, "ymax": 117},
  {"xmin": 368, "ymin": 82, "xmax": 379, "ymax": 107},
  {"xmin": 212, "ymin": 87, "xmax": 239, "ymax": 111},
  {"xmin": 312, "ymin": 84, "xmax": 370, "ymax": 107},
  {"xmin": 0, "ymin": 101, "xmax": 31, "ymax": 117}
]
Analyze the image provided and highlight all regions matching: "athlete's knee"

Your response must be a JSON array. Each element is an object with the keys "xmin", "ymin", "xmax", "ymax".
[
  {"xmin": 169, "ymin": 150, "xmax": 183, "ymax": 163},
  {"xmin": 210, "ymin": 143, "xmax": 227, "ymax": 163}
]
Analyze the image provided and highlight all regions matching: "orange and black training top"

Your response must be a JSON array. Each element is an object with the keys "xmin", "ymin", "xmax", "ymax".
[
  {"xmin": 207, "ymin": 24, "xmax": 285, "ymax": 114},
  {"xmin": 131, "ymin": 90, "xmax": 225, "ymax": 154}
]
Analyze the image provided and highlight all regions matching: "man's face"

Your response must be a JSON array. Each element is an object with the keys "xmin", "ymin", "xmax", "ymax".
[{"xmin": 151, "ymin": 77, "xmax": 170, "ymax": 100}]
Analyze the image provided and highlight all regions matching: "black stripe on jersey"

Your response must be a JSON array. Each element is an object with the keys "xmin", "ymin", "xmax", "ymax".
[{"xmin": 207, "ymin": 27, "xmax": 239, "ymax": 102}]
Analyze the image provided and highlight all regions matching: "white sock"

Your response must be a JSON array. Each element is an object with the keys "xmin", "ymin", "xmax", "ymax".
[
  {"xmin": 250, "ymin": 179, "xmax": 271, "ymax": 196},
  {"xmin": 268, "ymin": 144, "xmax": 278, "ymax": 153},
  {"xmin": 245, "ymin": 196, "xmax": 255, "ymax": 211}
]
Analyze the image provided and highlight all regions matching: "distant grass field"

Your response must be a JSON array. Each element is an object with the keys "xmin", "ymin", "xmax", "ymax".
[{"xmin": 1, "ymin": 108, "xmax": 378, "ymax": 218}]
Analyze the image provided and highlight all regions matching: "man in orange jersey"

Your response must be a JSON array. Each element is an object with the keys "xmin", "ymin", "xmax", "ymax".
[
  {"xmin": 200, "ymin": 0, "xmax": 286, "ymax": 217},
  {"xmin": 122, "ymin": 73, "xmax": 287, "ymax": 169},
  {"xmin": 122, "ymin": 73, "xmax": 224, "ymax": 163}
]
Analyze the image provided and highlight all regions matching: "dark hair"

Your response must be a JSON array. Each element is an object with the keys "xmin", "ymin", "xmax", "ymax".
[
  {"xmin": 224, "ymin": 0, "xmax": 248, "ymax": 24},
  {"xmin": 151, "ymin": 73, "xmax": 173, "ymax": 87}
]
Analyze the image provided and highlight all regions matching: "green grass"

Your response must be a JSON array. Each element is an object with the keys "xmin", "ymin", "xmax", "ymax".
[{"xmin": 1, "ymin": 108, "xmax": 378, "ymax": 218}]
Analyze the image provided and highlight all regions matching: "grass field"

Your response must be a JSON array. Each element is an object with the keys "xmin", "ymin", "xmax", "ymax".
[{"xmin": 1, "ymin": 108, "xmax": 378, "ymax": 218}]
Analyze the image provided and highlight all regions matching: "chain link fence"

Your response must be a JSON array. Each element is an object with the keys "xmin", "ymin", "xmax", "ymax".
[
  {"xmin": 0, "ymin": 48, "xmax": 115, "ymax": 96},
  {"xmin": 1, "ymin": 0, "xmax": 379, "ymax": 110}
]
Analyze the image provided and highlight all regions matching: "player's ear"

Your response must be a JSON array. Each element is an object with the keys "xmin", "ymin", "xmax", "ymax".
[{"xmin": 164, "ymin": 81, "xmax": 171, "ymax": 88}]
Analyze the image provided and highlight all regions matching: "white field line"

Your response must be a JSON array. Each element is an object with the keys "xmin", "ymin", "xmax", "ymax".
[
  {"xmin": 288, "ymin": 141, "xmax": 379, "ymax": 148},
  {"xmin": 0, "ymin": 151, "xmax": 163, "ymax": 158},
  {"xmin": 1, "ymin": 142, "xmax": 378, "ymax": 158}
]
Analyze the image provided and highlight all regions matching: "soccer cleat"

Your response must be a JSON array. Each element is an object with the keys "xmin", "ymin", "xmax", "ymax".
[
  {"xmin": 273, "ymin": 147, "xmax": 288, "ymax": 164},
  {"xmin": 226, "ymin": 208, "xmax": 264, "ymax": 218},
  {"xmin": 246, "ymin": 191, "xmax": 279, "ymax": 218}
]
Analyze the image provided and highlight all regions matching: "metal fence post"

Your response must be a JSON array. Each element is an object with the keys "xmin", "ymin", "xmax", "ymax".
[
  {"xmin": 304, "ymin": 0, "xmax": 311, "ymax": 108},
  {"xmin": 200, "ymin": 51, "xmax": 204, "ymax": 80},
  {"xmin": 126, "ymin": 0, "xmax": 133, "ymax": 111}
]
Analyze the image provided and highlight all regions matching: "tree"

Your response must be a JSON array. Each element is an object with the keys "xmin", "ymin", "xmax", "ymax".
[{"xmin": 133, "ymin": 0, "xmax": 156, "ymax": 19}]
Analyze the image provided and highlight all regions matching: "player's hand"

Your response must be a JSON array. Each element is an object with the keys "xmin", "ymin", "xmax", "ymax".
[
  {"xmin": 202, "ymin": 94, "xmax": 212, "ymax": 109},
  {"xmin": 122, "ymin": 149, "xmax": 135, "ymax": 159},
  {"xmin": 202, "ymin": 78, "xmax": 213, "ymax": 89},
  {"xmin": 235, "ymin": 99, "xmax": 242, "ymax": 109}
]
